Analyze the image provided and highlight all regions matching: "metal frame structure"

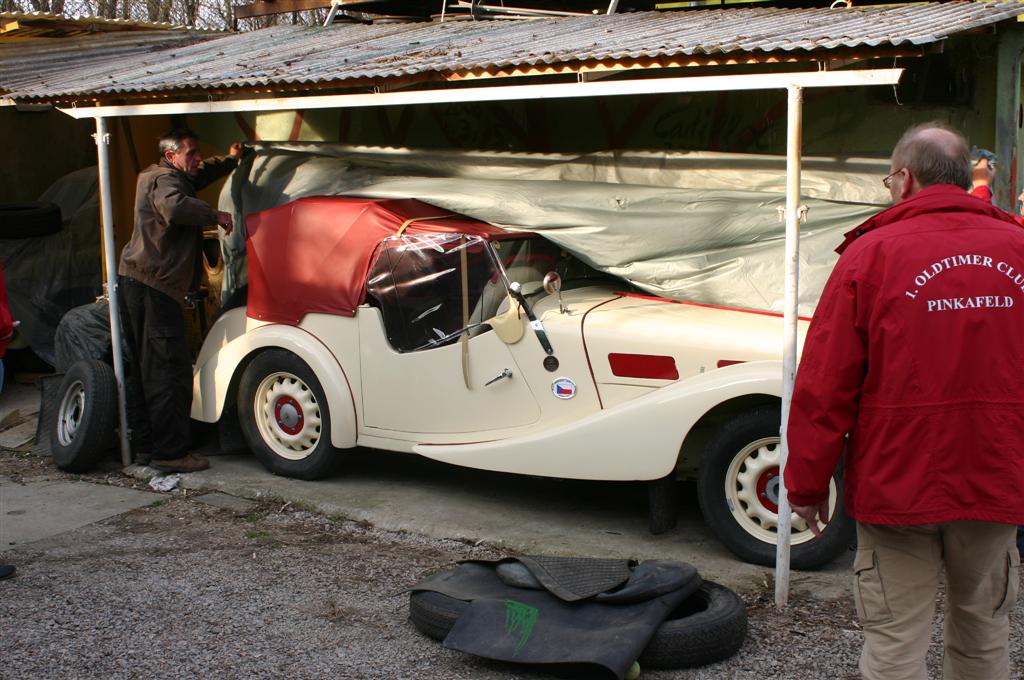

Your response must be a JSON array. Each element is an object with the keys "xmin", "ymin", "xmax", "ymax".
[{"xmin": 60, "ymin": 66, "xmax": 904, "ymax": 606}]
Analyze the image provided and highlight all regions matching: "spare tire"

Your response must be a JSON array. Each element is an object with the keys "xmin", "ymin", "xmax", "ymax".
[
  {"xmin": 51, "ymin": 359, "xmax": 117, "ymax": 472},
  {"xmin": 0, "ymin": 202, "xmax": 62, "ymax": 239},
  {"xmin": 409, "ymin": 580, "xmax": 747, "ymax": 669},
  {"xmin": 638, "ymin": 581, "xmax": 747, "ymax": 669}
]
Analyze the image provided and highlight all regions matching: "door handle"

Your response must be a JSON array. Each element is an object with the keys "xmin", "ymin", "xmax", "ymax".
[{"xmin": 484, "ymin": 368, "xmax": 513, "ymax": 386}]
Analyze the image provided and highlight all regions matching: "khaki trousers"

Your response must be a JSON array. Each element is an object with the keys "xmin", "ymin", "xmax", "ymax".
[{"xmin": 855, "ymin": 522, "xmax": 1019, "ymax": 680}]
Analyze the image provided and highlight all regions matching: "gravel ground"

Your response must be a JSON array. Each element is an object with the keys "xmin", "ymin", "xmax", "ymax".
[{"xmin": 3, "ymin": 450, "xmax": 1024, "ymax": 680}]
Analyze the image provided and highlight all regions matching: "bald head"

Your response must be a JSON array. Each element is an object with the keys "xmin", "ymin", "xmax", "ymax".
[{"xmin": 888, "ymin": 123, "xmax": 971, "ymax": 201}]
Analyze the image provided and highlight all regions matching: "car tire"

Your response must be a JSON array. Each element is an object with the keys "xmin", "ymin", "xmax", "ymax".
[
  {"xmin": 647, "ymin": 473, "xmax": 678, "ymax": 535},
  {"xmin": 51, "ymin": 359, "xmax": 117, "ymax": 472},
  {"xmin": 409, "ymin": 581, "xmax": 747, "ymax": 669},
  {"xmin": 637, "ymin": 581, "xmax": 747, "ymax": 669},
  {"xmin": 0, "ymin": 202, "xmax": 62, "ymax": 239},
  {"xmin": 697, "ymin": 406, "xmax": 855, "ymax": 569},
  {"xmin": 238, "ymin": 350, "xmax": 344, "ymax": 480}
]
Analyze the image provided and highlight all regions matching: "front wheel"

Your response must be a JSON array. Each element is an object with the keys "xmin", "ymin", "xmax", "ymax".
[
  {"xmin": 238, "ymin": 350, "xmax": 344, "ymax": 480},
  {"xmin": 697, "ymin": 406, "xmax": 854, "ymax": 569}
]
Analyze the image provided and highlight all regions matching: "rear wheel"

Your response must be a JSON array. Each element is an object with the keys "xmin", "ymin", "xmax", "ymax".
[
  {"xmin": 238, "ymin": 350, "xmax": 344, "ymax": 480},
  {"xmin": 698, "ymin": 406, "xmax": 854, "ymax": 569}
]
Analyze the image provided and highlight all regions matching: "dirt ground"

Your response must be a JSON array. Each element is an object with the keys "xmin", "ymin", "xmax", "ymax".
[{"xmin": 2, "ymin": 449, "xmax": 1023, "ymax": 680}]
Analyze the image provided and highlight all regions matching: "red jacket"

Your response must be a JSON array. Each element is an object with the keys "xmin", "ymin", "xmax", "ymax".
[
  {"xmin": 969, "ymin": 185, "xmax": 1024, "ymax": 226},
  {"xmin": 0, "ymin": 264, "xmax": 13, "ymax": 358},
  {"xmin": 786, "ymin": 185, "xmax": 1024, "ymax": 525}
]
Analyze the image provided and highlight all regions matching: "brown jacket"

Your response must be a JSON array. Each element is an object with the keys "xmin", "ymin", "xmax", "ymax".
[{"xmin": 118, "ymin": 156, "xmax": 237, "ymax": 301}]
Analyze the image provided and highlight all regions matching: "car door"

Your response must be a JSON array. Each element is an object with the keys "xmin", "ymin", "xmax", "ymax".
[{"xmin": 360, "ymin": 233, "xmax": 541, "ymax": 435}]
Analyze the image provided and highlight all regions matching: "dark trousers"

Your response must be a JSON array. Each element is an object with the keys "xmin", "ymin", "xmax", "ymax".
[{"xmin": 120, "ymin": 276, "xmax": 191, "ymax": 460}]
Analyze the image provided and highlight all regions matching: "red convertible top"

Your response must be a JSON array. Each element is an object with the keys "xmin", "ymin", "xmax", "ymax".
[{"xmin": 245, "ymin": 196, "xmax": 509, "ymax": 325}]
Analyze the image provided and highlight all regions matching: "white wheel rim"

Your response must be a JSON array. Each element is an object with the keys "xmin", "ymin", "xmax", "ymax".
[
  {"xmin": 253, "ymin": 371, "xmax": 322, "ymax": 461},
  {"xmin": 57, "ymin": 380, "xmax": 86, "ymax": 447},
  {"xmin": 724, "ymin": 436, "xmax": 838, "ymax": 546}
]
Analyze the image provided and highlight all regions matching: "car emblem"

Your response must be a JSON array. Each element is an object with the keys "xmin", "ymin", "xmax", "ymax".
[{"xmin": 551, "ymin": 378, "xmax": 576, "ymax": 399}]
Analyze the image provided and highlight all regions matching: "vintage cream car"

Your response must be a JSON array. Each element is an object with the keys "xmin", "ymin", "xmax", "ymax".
[{"xmin": 189, "ymin": 196, "xmax": 852, "ymax": 569}]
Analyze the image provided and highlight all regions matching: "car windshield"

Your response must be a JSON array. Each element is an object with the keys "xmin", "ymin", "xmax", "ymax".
[{"xmin": 367, "ymin": 233, "xmax": 500, "ymax": 352}]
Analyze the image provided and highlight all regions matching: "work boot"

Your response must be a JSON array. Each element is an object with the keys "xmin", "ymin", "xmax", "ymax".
[{"xmin": 150, "ymin": 453, "xmax": 210, "ymax": 473}]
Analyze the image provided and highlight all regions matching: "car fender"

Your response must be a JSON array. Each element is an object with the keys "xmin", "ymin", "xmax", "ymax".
[
  {"xmin": 413, "ymin": 360, "xmax": 783, "ymax": 481},
  {"xmin": 191, "ymin": 313, "xmax": 357, "ymax": 448}
]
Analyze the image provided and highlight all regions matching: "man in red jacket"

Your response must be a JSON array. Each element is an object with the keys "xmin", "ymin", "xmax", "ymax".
[{"xmin": 786, "ymin": 123, "xmax": 1023, "ymax": 680}]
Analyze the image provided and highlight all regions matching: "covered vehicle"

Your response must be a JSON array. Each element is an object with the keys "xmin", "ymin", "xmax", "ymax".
[{"xmin": 190, "ymin": 195, "xmax": 852, "ymax": 569}]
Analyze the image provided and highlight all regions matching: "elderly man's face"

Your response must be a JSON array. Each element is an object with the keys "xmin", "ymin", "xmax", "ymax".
[{"xmin": 165, "ymin": 137, "xmax": 203, "ymax": 176}]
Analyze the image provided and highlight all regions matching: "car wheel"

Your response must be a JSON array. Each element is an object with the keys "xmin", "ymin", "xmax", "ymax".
[
  {"xmin": 0, "ymin": 202, "xmax": 61, "ymax": 239},
  {"xmin": 51, "ymin": 360, "xmax": 117, "ymax": 472},
  {"xmin": 238, "ymin": 350, "xmax": 344, "ymax": 480},
  {"xmin": 409, "ymin": 581, "xmax": 746, "ymax": 669},
  {"xmin": 697, "ymin": 406, "xmax": 855, "ymax": 569}
]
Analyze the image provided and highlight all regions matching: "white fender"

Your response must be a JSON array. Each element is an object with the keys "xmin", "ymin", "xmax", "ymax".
[
  {"xmin": 191, "ymin": 309, "xmax": 358, "ymax": 448},
  {"xmin": 413, "ymin": 360, "xmax": 783, "ymax": 481}
]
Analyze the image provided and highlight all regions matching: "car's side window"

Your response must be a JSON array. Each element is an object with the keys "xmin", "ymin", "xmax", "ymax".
[{"xmin": 366, "ymin": 233, "xmax": 499, "ymax": 353}]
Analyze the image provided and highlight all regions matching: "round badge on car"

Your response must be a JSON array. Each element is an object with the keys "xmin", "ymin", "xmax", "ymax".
[
  {"xmin": 543, "ymin": 356, "xmax": 559, "ymax": 372},
  {"xmin": 551, "ymin": 377, "xmax": 576, "ymax": 399}
]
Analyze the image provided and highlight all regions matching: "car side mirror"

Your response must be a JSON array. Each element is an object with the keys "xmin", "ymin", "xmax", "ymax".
[
  {"xmin": 543, "ymin": 272, "xmax": 568, "ymax": 314},
  {"xmin": 542, "ymin": 272, "xmax": 561, "ymax": 295}
]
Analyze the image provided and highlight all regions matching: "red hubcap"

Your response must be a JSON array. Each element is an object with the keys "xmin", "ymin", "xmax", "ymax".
[
  {"xmin": 274, "ymin": 395, "xmax": 303, "ymax": 435},
  {"xmin": 756, "ymin": 466, "xmax": 780, "ymax": 514}
]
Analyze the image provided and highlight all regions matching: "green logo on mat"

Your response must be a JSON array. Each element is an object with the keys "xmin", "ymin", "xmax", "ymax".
[{"xmin": 503, "ymin": 599, "xmax": 538, "ymax": 656}]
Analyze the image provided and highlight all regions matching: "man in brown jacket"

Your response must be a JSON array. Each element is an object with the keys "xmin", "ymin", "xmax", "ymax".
[{"xmin": 119, "ymin": 128, "xmax": 242, "ymax": 473}]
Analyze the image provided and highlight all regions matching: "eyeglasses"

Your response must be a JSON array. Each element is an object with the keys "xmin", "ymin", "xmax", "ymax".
[{"xmin": 882, "ymin": 169, "xmax": 903, "ymax": 189}]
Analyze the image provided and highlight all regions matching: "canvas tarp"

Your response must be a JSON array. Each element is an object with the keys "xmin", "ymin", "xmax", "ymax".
[{"xmin": 218, "ymin": 146, "xmax": 891, "ymax": 317}]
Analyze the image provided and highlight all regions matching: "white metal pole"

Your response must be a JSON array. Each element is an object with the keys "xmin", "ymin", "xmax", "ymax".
[
  {"xmin": 94, "ymin": 116, "xmax": 132, "ymax": 467},
  {"xmin": 775, "ymin": 84, "xmax": 802, "ymax": 609}
]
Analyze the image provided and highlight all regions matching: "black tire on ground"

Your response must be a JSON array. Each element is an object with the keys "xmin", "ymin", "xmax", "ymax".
[
  {"xmin": 409, "ymin": 581, "xmax": 747, "ymax": 670},
  {"xmin": 50, "ymin": 359, "xmax": 117, "ymax": 472},
  {"xmin": 0, "ymin": 202, "xmax": 62, "ymax": 239},
  {"xmin": 638, "ymin": 581, "xmax": 747, "ymax": 669},
  {"xmin": 697, "ymin": 405, "xmax": 856, "ymax": 570},
  {"xmin": 237, "ymin": 349, "xmax": 344, "ymax": 480},
  {"xmin": 648, "ymin": 473, "xmax": 679, "ymax": 535},
  {"xmin": 409, "ymin": 590, "xmax": 466, "ymax": 642}
]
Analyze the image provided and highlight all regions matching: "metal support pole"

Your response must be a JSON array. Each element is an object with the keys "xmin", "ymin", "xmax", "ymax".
[
  {"xmin": 94, "ymin": 116, "xmax": 132, "ymax": 467},
  {"xmin": 775, "ymin": 84, "xmax": 803, "ymax": 609}
]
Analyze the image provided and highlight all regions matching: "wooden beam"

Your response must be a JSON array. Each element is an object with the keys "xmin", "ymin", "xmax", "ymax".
[{"xmin": 234, "ymin": 0, "xmax": 333, "ymax": 19}]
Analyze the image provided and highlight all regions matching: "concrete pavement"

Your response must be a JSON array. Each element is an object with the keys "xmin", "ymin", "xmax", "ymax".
[{"xmin": 1, "ymin": 378, "xmax": 853, "ymax": 598}]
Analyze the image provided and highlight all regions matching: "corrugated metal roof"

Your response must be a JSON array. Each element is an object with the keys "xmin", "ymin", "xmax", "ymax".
[{"xmin": 3, "ymin": 2, "xmax": 1022, "ymax": 102}]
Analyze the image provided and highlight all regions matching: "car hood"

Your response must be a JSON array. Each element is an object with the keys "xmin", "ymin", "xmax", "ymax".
[{"xmin": 561, "ymin": 291, "xmax": 808, "ymax": 386}]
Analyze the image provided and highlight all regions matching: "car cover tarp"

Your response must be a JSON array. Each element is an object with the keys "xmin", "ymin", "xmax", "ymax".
[
  {"xmin": 218, "ymin": 145, "xmax": 891, "ymax": 317},
  {"xmin": 0, "ymin": 167, "xmax": 102, "ymax": 365},
  {"xmin": 412, "ymin": 557, "xmax": 701, "ymax": 679}
]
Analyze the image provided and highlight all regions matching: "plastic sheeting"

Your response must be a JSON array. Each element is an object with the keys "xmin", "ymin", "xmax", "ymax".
[
  {"xmin": 0, "ymin": 167, "xmax": 102, "ymax": 365},
  {"xmin": 219, "ymin": 146, "xmax": 892, "ymax": 316}
]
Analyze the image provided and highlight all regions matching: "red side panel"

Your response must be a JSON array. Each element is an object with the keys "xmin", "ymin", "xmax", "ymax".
[
  {"xmin": 607, "ymin": 353, "xmax": 679, "ymax": 380},
  {"xmin": 245, "ymin": 196, "xmax": 507, "ymax": 325}
]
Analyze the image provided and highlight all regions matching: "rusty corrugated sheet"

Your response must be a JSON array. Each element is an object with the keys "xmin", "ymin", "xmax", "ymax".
[{"xmin": 3, "ymin": 2, "xmax": 1021, "ymax": 101}]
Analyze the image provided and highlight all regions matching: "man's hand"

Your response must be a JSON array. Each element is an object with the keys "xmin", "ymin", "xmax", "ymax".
[
  {"xmin": 972, "ymin": 158, "xmax": 994, "ymax": 188},
  {"xmin": 228, "ymin": 142, "xmax": 245, "ymax": 159},
  {"xmin": 216, "ymin": 211, "xmax": 234, "ymax": 236},
  {"xmin": 791, "ymin": 501, "xmax": 830, "ymax": 538}
]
